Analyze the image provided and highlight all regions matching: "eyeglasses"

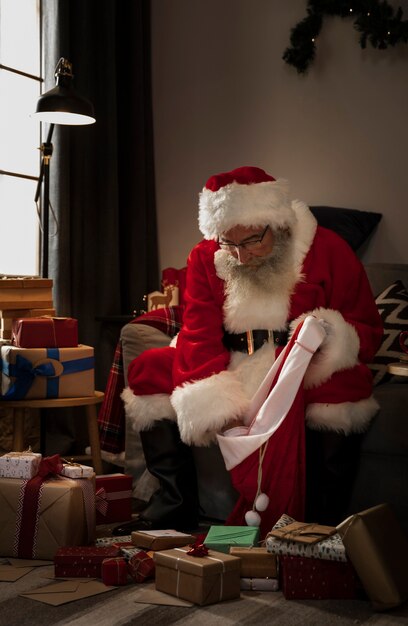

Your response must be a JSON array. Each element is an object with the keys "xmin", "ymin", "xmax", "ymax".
[{"xmin": 218, "ymin": 226, "xmax": 269, "ymax": 252}]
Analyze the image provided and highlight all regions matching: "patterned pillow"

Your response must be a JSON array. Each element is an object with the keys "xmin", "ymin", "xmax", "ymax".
[{"xmin": 369, "ymin": 281, "xmax": 408, "ymax": 385}]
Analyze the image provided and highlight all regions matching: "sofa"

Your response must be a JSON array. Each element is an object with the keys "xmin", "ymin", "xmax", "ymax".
[{"xmin": 118, "ymin": 261, "xmax": 408, "ymax": 533}]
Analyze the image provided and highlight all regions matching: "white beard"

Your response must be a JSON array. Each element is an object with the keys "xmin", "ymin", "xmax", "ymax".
[{"xmin": 214, "ymin": 230, "xmax": 301, "ymax": 332}]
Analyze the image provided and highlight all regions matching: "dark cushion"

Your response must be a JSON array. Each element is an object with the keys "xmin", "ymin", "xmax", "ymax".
[
  {"xmin": 310, "ymin": 206, "xmax": 382, "ymax": 251},
  {"xmin": 369, "ymin": 280, "xmax": 408, "ymax": 385}
]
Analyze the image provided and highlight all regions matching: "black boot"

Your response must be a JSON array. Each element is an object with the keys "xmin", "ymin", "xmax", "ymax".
[
  {"xmin": 305, "ymin": 428, "xmax": 363, "ymax": 526},
  {"xmin": 112, "ymin": 420, "xmax": 199, "ymax": 535}
]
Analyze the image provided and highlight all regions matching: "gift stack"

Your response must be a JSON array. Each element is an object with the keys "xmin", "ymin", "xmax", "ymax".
[
  {"xmin": 135, "ymin": 525, "xmax": 258, "ymax": 605},
  {"xmin": 230, "ymin": 547, "xmax": 279, "ymax": 591},
  {"xmin": 0, "ymin": 452, "xmax": 96, "ymax": 560},
  {"xmin": 0, "ymin": 277, "xmax": 55, "ymax": 341},
  {"xmin": 266, "ymin": 514, "xmax": 360, "ymax": 601},
  {"xmin": 0, "ymin": 278, "xmax": 95, "ymax": 399}
]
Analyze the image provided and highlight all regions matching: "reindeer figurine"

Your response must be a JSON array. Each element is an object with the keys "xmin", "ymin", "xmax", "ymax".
[{"xmin": 148, "ymin": 284, "xmax": 178, "ymax": 311}]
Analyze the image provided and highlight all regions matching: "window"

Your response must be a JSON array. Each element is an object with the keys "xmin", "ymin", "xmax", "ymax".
[{"xmin": 0, "ymin": 0, "xmax": 41, "ymax": 276}]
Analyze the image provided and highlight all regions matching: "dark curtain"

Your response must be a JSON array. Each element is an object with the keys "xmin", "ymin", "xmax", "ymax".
[{"xmin": 42, "ymin": 0, "xmax": 159, "ymax": 392}]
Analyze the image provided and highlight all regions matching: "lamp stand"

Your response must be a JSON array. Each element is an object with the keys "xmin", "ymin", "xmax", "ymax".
[{"xmin": 34, "ymin": 124, "xmax": 54, "ymax": 278}]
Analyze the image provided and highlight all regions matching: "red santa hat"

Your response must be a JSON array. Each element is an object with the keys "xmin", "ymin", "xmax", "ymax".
[{"xmin": 198, "ymin": 166, "xmax": 296, "ymax": 240}]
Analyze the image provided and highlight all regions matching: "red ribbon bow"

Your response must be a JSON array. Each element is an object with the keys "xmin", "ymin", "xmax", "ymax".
[
  {"xmin": 187, "ymin": 542, "xmax": 209, "ymax": 557},
  {"xmin": 37, "ymin": 453, "xmax": 64, "ymax": 478}
]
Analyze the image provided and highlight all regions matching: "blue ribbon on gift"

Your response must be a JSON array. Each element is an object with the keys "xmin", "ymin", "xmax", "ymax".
[{"xmin": 2, "ymin": 348, "xmax": 94, "ymax": 399}]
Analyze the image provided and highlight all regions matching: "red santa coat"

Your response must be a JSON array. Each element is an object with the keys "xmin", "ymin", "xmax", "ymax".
[{"xmin": 123, "ymin": 201, "xmax": 383, "ymax": 446}]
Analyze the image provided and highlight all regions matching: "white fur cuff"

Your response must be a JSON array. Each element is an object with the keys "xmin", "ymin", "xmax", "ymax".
[
  {"xmin": 121, "ymin": 387, "xmax": 176, "ymax": 432},
  {"xmin": 306, "ymin": 395, "xmax": 380, "ymax": 435},
  {"xmin": 290, "ymin": 308, "xmax": 360, "ymax": 388},
  {"xmin": 171, "ymin": 370, "xmax": 250, "ymax": 447}
]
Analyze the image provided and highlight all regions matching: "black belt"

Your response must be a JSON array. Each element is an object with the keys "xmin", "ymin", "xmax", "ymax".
[{"xmin": 223, "ymin": 328, "xmax": 289, "ymax": 355}]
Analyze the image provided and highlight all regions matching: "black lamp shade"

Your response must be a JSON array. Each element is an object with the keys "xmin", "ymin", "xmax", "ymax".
[
  {"xmin": 32, "ymin": 60, "xmax": 95, "ymax": 126},
  {"xmin": 34, "ymin": 86, "xmax": 95, "ymax": 125}
]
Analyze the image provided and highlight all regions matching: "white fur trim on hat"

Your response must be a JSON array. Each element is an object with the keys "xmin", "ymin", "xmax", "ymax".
[
  {"xmin": 306, "ymin": 395, "xmax": 380, "ymax": 434},
  {"xmin": 199, "ymin": 178, "xmax": 296, "ymax": 239},
  {"xmin": 290, "ymin": 308, "xmax": 360, "ymax": 388},
  {"xmin": 171, "ymin": 370, "xmax": 250, "ymax": 446},
  {"xmin": 121, "ymin": 387, "xmax": 176, "ymax": 432}
]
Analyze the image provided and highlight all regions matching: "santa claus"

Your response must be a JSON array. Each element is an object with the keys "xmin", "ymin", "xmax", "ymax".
[{"xmin": 114, "ymin": 166, "xmax": 383, "ymax": 536}]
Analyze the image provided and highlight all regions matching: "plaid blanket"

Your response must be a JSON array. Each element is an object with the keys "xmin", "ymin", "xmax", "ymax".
[{"xmin": 98, "ymin": 305, "xmax": 184, "ymax": 453}]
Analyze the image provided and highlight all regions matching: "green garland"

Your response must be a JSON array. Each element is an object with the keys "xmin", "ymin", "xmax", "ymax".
[{"xmin": 283, "ymin": 0, "xmax": 408, "ymax": 74}]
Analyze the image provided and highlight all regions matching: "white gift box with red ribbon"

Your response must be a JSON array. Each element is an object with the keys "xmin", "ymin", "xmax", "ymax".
[{"xmin": 95, "ymin": 473, "xmax": 133, "ymax": 524}]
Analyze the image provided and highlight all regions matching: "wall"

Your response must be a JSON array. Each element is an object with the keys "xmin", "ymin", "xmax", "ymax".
[{"xmin": 151, "ymin": 0, "xmax": 408, "ymax": 270}]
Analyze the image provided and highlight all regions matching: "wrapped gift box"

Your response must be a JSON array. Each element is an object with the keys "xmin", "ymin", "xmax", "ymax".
[
  {"xmin": 128, "ymin": 550, "xmax": 155, "ymax": 583},
  {"xmin": 95, "ymin": 535, "xmax": 133, "ymax": 547},
  {"xmin": 266, "ymin": 514, "xmax": 347, "ymax": 562},
  {"xmin": 101, "ymin": 557, "xmax": 129, "ymax": 586},
  {"xmin": 54, "ymin": 545, "xmax": 120, "ymax": 578},
  {"xmin": 229, "ymin": 547, "xmax": 278, "ymax": 578},
  {"xmin": 337, "ymin": 504, "xmax": 408, "ymax": 611},
  {"xmin": 11, "ymin": 316, "xmax": 78, "ymax": 348},
  {"xmin": 241, "ymin": 577, "xmax": 279, "ymax": 591},
  {"xmin": 279, "ymin": 555, "xmax": 361, "ymax": 600},
  {"xmin": 61, "ymin": 462, "xmax": 94, "ymax": 479},
  {"xmin": 131, "ymin": 529, "xmax": 196, "ymax": 551},
  {"xmin": 154, "ymin": 547, "xmax": 241, "ymax": 605},
  {"xmin": 0, "ymin": 450, "xmax": 42, "ymax": 479},
  {"xmin": 95, "ymin": 473, "xmax": 133, "ymax": 524},
  {"xmin": 0, "ymin": 307, "xmax": 56, "ymax": 319},
  {"xmin": 1, "ymin": 344, "xmax": 94, "ymax": 399},
  {"xmin": 0, "ymin": 474, "xmax": 95, "ymax": 560},
  {"xmin": 204, "ymin": 526, "xmax": 260, "ymax": 554},
  {"xmin": 0, "ymin": 278, "xmax": 53, "ymax": 310},
  {"xmin": 121, "ymin": 546, "xmax": 150, "ymax": 560}
]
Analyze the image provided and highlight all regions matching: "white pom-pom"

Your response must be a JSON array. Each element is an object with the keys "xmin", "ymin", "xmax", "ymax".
[
  {"xmin": 255, "ymin": 493, "xmax": 269, "ymax": 512},
  {"xmin": 245, "ymin": 510, "xmax": 261, "ymax": 527}
]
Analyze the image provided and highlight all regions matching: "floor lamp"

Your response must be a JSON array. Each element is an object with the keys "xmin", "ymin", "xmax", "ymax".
[{"xmin": 32, "ymin": 58, "xmax": 95, "ymax": 278}]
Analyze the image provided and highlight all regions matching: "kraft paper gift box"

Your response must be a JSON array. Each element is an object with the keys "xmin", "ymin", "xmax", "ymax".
[
  {"xmin": 131, "ymin": 529, "xmax": 196, "ymax": 551},
  {"xmin": 204, "ymin": 526, "xmax": 260, "ymax": 554},
  {"xmin": 336, "ymin": 503, "xmax": 408, "ymax": 611},
  {"xmin": 154, "ymin": 547, "xmax": 241, "ymax": 606},
  {"xmin": 95, "ymin": 473, "xmax": 133, "ymax": 524},
  {"xmin": 0, "ymin": 278, "xmax": 53, "ymax": 310},
  {"xmin": 279, "ymin": 555, "xmax": 361, "ymax": 600},
  {"xmin": 0, "ymin": 344, "xmax": 95, "ymax": 399},
  {"xmin": 11, "ymin": 316, "xmax": 78, "ymax": 348},
  {"xmin": 266, "ymin": 514, "xmax": 347, "ymax": 562},
  {"xmin": 54, "ymin": 546, "xmax": 121, "ymax": 578},
  {"xmin": 0, "ymin": 450, "xmax": 42, "ymax": 479},
  {"xmin": 0, "ymin": 474, "xmax": 95, "ymax": 560},
  {"xmin": 229, "ymin": 547, "xmax": 278, "ymax": 578}
]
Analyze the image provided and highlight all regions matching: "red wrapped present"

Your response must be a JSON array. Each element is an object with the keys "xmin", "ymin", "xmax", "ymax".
[
  {"xmin": 12, "ymin": 317, "xmax": 78, "ymax": 348},
  {"xmin": 279, "ymin": 555, "xmax": 361, "ymax": 600},
  {"xmin": 127, "ymin": 549, "xmax": 155, "ymax": 583},
  {"xmin": 54, "ymin": 545, "xmax": 121, "ymax": 578},
  {"xmin": 101, "ymin": 557, "xmax": 129, "ymax": 586},
  {"xmin": 95, "ymin": 473, "xmax": 133, "ymax": 524}
]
